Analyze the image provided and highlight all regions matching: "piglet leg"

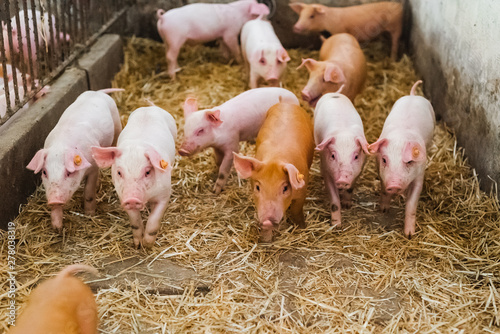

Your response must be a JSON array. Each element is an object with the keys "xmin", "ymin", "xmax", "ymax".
[
  {"xmin": 321, "ymin": 156, "xmax": 342, "ymax": 226},
  {"xmin": 50, "ymin": 206, "xmax": 64, "ymax": 232},
  {"xmin": 143, "ymin": 200, "xmax": 169, "ymax": 248},
  {"xmin": 214, "ymin": 145, "xmax": 238, "ymax": 194},
  {"xmin": 165, "ymin": 37, "xmax": 184, "ymax": 79},
  {"xmin": 83, "ymin": 167, "xmax": 98, "ymax": 216},
  {"xmin": 289, "ymin": 197, "xmax": 306, "ymax": 229},
  {"xmin": 379, "ymin": 187, "xmax": 393, "ymax": 213},
  {"xmin": 125, "ymin": 209, "xmax": 143, "ymax": 249},
  {"xmin": 249, "ymin": 71, "xmax": 259, "ymax": 89},
  {"xmin": 222, "ymin": 33, "xmax": 242, "ymax": 63},
  {"xmin": 403, "ymin": 177, "xmax": 423, "ymax": 238}
]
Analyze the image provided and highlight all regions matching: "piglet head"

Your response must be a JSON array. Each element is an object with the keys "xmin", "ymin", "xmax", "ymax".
[
  {"xmin": 298, "ymin": 59, "xmax": 345, "ymax": 107},
  {"xmin": 316, "ymin": 135, "xmax": 369, "ymax": 190},
  {"xmin": 92, "ymin": 145, "xmax": 171, "ymax": 211},
  {"xmin": 252, "ymin": 47, "xmax": 290, "ymax": 85},
  {"xmin": 233, "ymin": 153, "xmax": 305, "ymax": 241},
  {"xmin": 27, "ymin": 148, "xmax": 92, "ymax": 206},
  {"xmin": 179, "ymin": 97, "xmax": 221, "ymax": 157},
  {"xmin": 290, "ymin": 3, "xmax": 326, "ymax": 34},
  {"xmin": 368, "ymin": 138, "xmax": 426, "ymax": 195}
]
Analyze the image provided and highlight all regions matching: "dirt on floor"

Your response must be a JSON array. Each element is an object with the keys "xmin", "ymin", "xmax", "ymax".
[{"xmin": 0, "ymin": 36, "xmax": 499, "ymax": 333}]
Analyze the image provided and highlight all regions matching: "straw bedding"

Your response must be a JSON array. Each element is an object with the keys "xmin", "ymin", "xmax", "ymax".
[{"xmin": 1, "ymin": 36, "xmax": 499, "ymax": 333}]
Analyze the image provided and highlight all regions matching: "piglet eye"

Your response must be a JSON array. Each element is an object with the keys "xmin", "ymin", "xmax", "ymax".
[
  {"xmin": 382, "ymin": 157, "xmax": 387, "ymax": 164},
  {"xmin": 354, "ymin": 154, "xmax": 358, "ymax": 160},
  {"xmin": 259, "ymin": 58, "xmax": 266, "ymax": 65},
  {"xmin": 283, "ymin": 185, "xmax": 288, "ymax": 193},
  {"xmin": 42, "ymin": 170, "xmax": 47, "ymax": 177},
  {"xmin": 331, "ymin": 154, "xmax": 335, "ymax": 160},
  {"xmin": 255, "ymin": 185, "xmax": 260, "ymax": 192},
  {"xmin": 406, "ymin": 160, "xmax": 414, "ymax": 165},
  {"xmin": 196, "ymin": 128, "xmax": 204, "ymax": 136},
  {"xmin": 310, "ymin": 15, "xmax": 314, "ymax": 19},
  {"xmin": 145, "ymin": 169, "xmax": 151, "ymax": 177},
  {"xmin": 117, "ymin": 171, "xmax": 122, "ymax": 177},
  {"xmin": 66, "ymin": 170, "xmax": 73, "ymax": 177}
]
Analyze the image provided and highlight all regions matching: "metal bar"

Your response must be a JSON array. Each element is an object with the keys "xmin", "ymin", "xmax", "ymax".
[
  {"xmin": 31, "ymin": 0, "xmax": 44, "ymax": 80},
  {"xmin": 46, "ymin": 0, "xmax": 56, "ymax": 73},
  {"xmin": 0, "ymin": 1, "xmax": 13, "ymax": 119},
  {"xmin": 52, "ymin": 0, "xmax": 63, "ymax": 63},
  {"xmin": 13, "ymin": 0, "xmax": 29, "ymax": 100},
  {"xmin": 0, "ymin": 4, "xmax": 130, "ymax": 126},
  {"xmin": 4, "ymin": 0, "xmax": 19, "ymax": 115},
  {"xmin": 22, "ymin": 0, "xmax": 35, "ymax": 91}
]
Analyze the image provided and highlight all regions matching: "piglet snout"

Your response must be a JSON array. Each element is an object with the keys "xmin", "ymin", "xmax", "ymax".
[
  {"xmin": 261, "ymin": 220, "xmax": 275, "ymax": 230},
  {"xmin": 293, "ymin": 25, "xmax": 302, "ymax": 34},
  {"xmin": 386, "ymin": 185, "xmax": 403, "ymax": 195},
  {"xmin": 301, "ymin": 90, "xmax": 311, "ymax": 102},
  {"xmin": 48, "ymin": 200, "xmax": 64, "ymax": 207},
  {"xmin": 336, "ymin": 181, "xmax": 351, "ymax": 190},
  {"xmin": 122, "ymin": 197, "xmax": 144, "ymax": 211}
]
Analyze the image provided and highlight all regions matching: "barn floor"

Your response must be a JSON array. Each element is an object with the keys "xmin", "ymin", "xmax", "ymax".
[{"xmin": 1, "ymin": 36, "xmax": 500, "ymax": 333}]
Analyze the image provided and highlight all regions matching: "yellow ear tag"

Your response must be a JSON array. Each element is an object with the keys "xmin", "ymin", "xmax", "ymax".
[
  {"xmin": 297, "ymin": 173, "xmax": 304, "ymax": 181},
  {"xmin": 412, "ymin": 147, "xmax": 420, "ymax": 158},
  {"xmin": 74, "ymin": 155, "xmax": 82, "ymax": 166},
  {"xmin": 160, "ymin": 160, "xmax": 169, "ymax": 169}
]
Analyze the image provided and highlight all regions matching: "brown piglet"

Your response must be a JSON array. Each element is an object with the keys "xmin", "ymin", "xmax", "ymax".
[
  {"xmin": 9, "ymin": 264, "xmax": 98, "ymax": 334},
  {"xmin": 233, "ymin": 102, "xmax": 314, "ymax": 242},
  {"xmin": 290, "ymin": 1, "xmax": 403, "ymax": 59},
  {"xmin": 298, "ymin": 33, "xmax": 367, "ymax": 106}
]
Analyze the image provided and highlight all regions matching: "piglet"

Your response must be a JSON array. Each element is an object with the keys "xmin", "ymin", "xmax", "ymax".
[
  {"xmin": 314, "ymin": 92, "xmax": 370, "ymax": 226},
  {"xmin": 290, "ymin": 1, "xmax": 402, "ymax": 59},
  {"xmin": 233, "ymin": 102, "xmax": 314, "ymax": 242},
  {"xmin": 298, "ymin": 33, "xmax": 366, "ymax": 106},
  {"xmin": 9, "ymin": 264, "xmax": 98, "ymax": 334},
  {"xmin": 179, "ymin": 87, "xmax": 299, "ymax": 194},
  {"xmin": 2, "ymin": 10, "xmax": 70, "ymax": 76},
  {"xmin": 92, "ymin": 106, "xmax": 177, "ymax": 248},
  {"xmin": 156, "ymin": 0, "xmax": 269, "ymax": 79},
  {"xmin": 26, "ymin": 89, "xmax": 123, "ymax": 231},
  {"xmin": 241, "ymin": 16, "xmax": 290, "ymax": 88},
  {"xmin": 368, "ymin": 81, "xmax": 435, "ymax": 237}
]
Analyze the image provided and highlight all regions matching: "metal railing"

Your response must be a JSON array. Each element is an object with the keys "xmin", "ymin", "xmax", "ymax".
[{"xmin": 0, "ymin": 0, "xmax": 132, "ymax": 125}]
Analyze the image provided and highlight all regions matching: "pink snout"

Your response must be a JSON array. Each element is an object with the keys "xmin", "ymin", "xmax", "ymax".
[
  {"xmin": 301, "ymin": 90, "xmax": 311, "ymax": 102},
  {"xmin": 293, "ymin": 25, "xmax": 303, "ymax": 34},
  {"xmin": 178, "ymin": 148, "xmax": 190, "ymax": 156},
  {"xmin": 48, "ymin": 199, "xmax": 65, "ymax": 207},
  {"xmin": 122, "ymin": 197, "xmax": 144, "ymax": 211},
  {"xmin": 386, "ymin": 184, "xmax": 403, "ymax": 195},
  {"xmin": 261, "ymin": 220, "xmax": 275, "ymax": 231},
  {"xmin": 336, "ymin": 180, "xmax": 351, "ymax": 190}
]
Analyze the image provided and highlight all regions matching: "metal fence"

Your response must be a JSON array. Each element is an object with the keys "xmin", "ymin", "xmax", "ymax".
[{"xmin": 0, "ymin": 0, "xmax": 133, "ymax": 125}]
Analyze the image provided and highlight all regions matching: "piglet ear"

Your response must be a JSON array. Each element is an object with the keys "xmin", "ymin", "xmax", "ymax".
[
  {"xmin": 183, "ymin": 96, "xmax": 198, "ymax": 118},
  {"xmin": 249, "ymin": 3, "xmax": 270, "ymax": 16},
  {"xmin": 27, "ymin": 149, "xmax": 47, "ymax": 174},
  {"xmin": 289, "ymin": 2, "xmax": 304, "ymax": 14},
  {"xmin": 296, "ymin": 58, "xmax": 316, "ymax": 71},
  {"xmin": 91, "ymin": 146, "xmax": 121, "ymax": 168},
  {"xmin": 277, "ymin": 48, "xmax": 290, "ymax": 63},
  {"xmin": 312, "ymin": 4, "xmax": 326, "ymax": 14},
  {"xmin": 355, "ymin": 136, "xmax": 370, "ymax": 155},
  {"xmin": 315, "ymin": 136, "xmax": 335, "ymax": 151},
  {"xmin": 233, "ymin": 152, "xmax": 262, "ymax": 179},
  {"xmin": 283, "ymin": 163, "xmax": 305, "ymax": 190},
  {"xmin": 145, "ymin": 147, "xmax": 171, "ymax": 172},
  {"xmin": 324, "ymin": 64, "xmax": 345, "ymax": 84},
  {"xmin": 403, "ymin": 141, "xmax": 426, "ymax": 163},
  {"xmin": 367, "ymin": 138, "xmax": 388, "ymax": 154},
  {"xmin": 205, "ymin": 109, "xmax": 223, "ymax": 127},
  {"xmin": 65, "ymin": 150, "xmax": 91, "ymax": 173}
]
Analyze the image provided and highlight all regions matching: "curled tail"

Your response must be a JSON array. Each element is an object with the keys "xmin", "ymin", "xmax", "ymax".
[
  {"xmin": 335, "ymin": 84, "xmax": 345, "ymax": 94},
  {"xmin": 156, "ymin": 9, "xmax": 166, "ymax": 20},
  {"xmin": 410, "ymin": 80, "xmax": 422, "ymax": 96},
  {"xmin": 57, "ymin": 264, "xmax": 98, "ymax": 279},
  {"xmin": 98, "ymin": 88, "xmax": 125, "ymax": 94}
]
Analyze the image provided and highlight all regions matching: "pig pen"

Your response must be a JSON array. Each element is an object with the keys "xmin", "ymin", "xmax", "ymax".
[{"xmin": 1, "ymin": 36, "xmax": 499, "ymax": 333}]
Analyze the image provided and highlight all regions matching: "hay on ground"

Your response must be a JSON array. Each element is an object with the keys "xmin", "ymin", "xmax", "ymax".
[{"xmin": 1, "ymin": 36, "xmax": 499, "ymax": 333}]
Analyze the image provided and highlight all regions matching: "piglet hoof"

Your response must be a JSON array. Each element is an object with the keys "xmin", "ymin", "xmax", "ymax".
[
  {"xmin": 132, "ymin": 238, "xmax": 141, "ymax": 249},
  {"xmin": 213, "ymin": 183, "xmax": 223, "ymax": 195},
  {"xmin": 142, "ymin": 234, "xmax": 158, "ymax": 249},
  {"xmin": 296, "ymin": 221, "xmax": 306, "ymax": 229},
  {"xmin": 84, "ymin": 208, "xmax": 96, "ymax": 216},
  {"xmin": 379, "ymin": 203, "xmax": 390, "ymax": 213},
  {"xmin": 403, "ymin": 227, "xmax": 416, "ymax": 239},
  {"xmin": 330, "ymin": 220, "xmax": 341, "ymax": 228}
]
